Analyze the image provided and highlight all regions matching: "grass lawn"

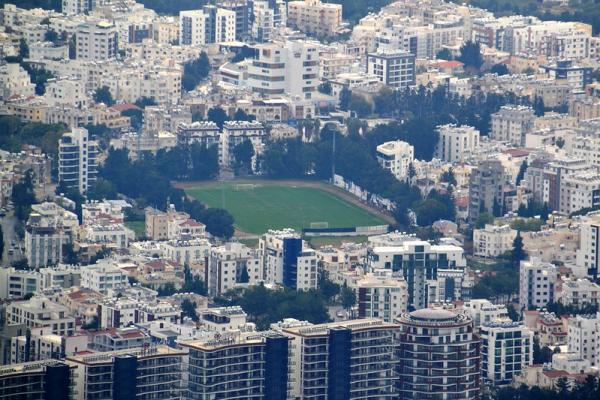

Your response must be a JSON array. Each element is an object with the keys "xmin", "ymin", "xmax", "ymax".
[
  {"xmin": 186, "ymin": 183, "xmax": 386, "ymax": 234},
  {"xmin": 125, "ymin": 221, "xmax": 145, "ymax": 238}
]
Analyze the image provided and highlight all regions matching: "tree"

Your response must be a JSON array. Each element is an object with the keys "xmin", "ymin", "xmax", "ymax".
[
  {"xmin": 44, "ymin": 29, "xmax": 59, "ymax": 43},
  {"xmin": 339, "ymin": 86, "xmax": 350, "ymax": 110},
  {"xmin": 157, "ymin": 282, "xmax": 176, "ymax": 296},
  {"xmin": 182, "ymin": 52, "xmax": 210, "ymax": 91},
  {"xmin": 181, "ymin": 299, "xmax": 199, "ymax": 321},
  {"xmin": 238, "ymin": 266, "xmax": 249, "ymax": 284},
  {"xmin": 317, "ymin": 81, "xmax": 332, "ymax": 94},
  {"xmin": 348, "ymin": 93, "xmax": 372, "ymax": 117},
  {"xmin": 457, "ymin": 41, "xmax": 483, "ymax": 71},
  {"xmin": 318, "ymin": 274, "xmax": 340, "ymax": 302},
  {"xmin": 134, "ymin": 96, "xmax": 157, "ymax": 108},
  {"xmin": 19, "ymin": 39, "xmax": 29, "ymax": 59},
  {"xmin": 490, "ymin": 63, "xmax": 509, "ymax": 76},
  {"xmin": 12, "ymin": 171, "xmax": 36, "ymax": 221},
  {"xmin": 121, "ymin": 108, "xmax": 143, "ymax": 131},
  {"xmin": 87, "ymin": 178, "xmax": 118, "ymax": 200},
  {"xmin": 232, "ymin": 140, "xmax": 254, "ymax": 172},
  {"xmin": 233, "ymin": 108, "xmax": 255, "ymax": 121},
  {"xmin": 207, "ymin": 107, "xmax": 228, "ymax": 129},
  {"xmin": 373, "ymin": 87, "xmax": 396, "ymax": 116},
  {"xmin": 436, "ymin": 48, "xmax": 453, "ymax": 60},
  {"xmin": 94, "ymin": 86, "xmax": 115, "ymax": 106},
  {"xmin": 533, "ymin": 96, "xmax": 545, "ymax": 117},
  {"xmin": 475, "ymin": 212, "xmax": 494, "ymax": 229},
  {"xmin": 556, "ymin": 137, "xmax": 565, "ymax": 149},
  {"xmin": 440, "ymin": 169, "xmax": 457, "ymax": 186},
  {"xmin": 68, "ymin": 35, "xmax": 76, "ymax": 59},
  {"xmin": 200, "ymin": 208, "xmax": 234, "ymax": 239},
  {"xmin": 341, "ymin": 285, "xmax": 356, "ymax": 311},
  {"xmin": 516, "ymin": 160, "xmax": 528, "ymax": 185},
  {"xmin": 507, "ymin": 304, "xmax": 519, "ymax": 321},
  {"xmin": 511, "ymin": 231, "xmax": 525, "ymax": 267}
]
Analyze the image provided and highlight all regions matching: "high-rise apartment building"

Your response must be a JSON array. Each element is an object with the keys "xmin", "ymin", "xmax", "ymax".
[
  {"xmin": 519, "ymin": 258, "xmax": 559, "ymax": 310},
  {"xmin": 207, "ymin": 242, "xmax": 262, "ymax": 297},
  {"xmin": 218, "ymin": 0, "xmax": 252, "ymax": 40},
  {"xmin": 258, "ymin": 229, "xmax": 318, "ymax": 291},
  {"xmin": 0, "ymin": 360, "xmax": 74, "ymax": 400},
  {"xmin": 434, "ymin": 124, "xmax": 480, "ymax": 163},
  {"xmin": 366, "ymin": 49, "xmax": 416, "ymax": 89},
  {"xmin": 468, "ymin": 159, "xmax": 506, "ymax": 222},
  {"xmin": 577, "ymin": 213, "xmax": 600, "ymax": 280},
  {"xmin": 248, "ymin": 40, "xmax": 319, "ymax": 99},
  {"xmin": 66, "ymin": 345, "xmax": 185, "ymax": 400},
  {"xmin": 75, "ymin": 20, "xmax": 118, "ymax": 61},
  {"xmin": 251, "ymin": 0, "xmax": 286, "ymax": 43},
  {"xmin": 179, "ymin": 331, "xmax": 290, "ymax": 399},
  {"xmin": 179, "ymin": 6, "xmax": 236, "ymax": 46},
  {"xmin": 567, "ymin": 313, "xmax": 600, "ymax": 367},
  {"xmin": 58, "ymin": 127, "xmax": 98, "ymax": 194},
  {"xmin": 275, "ymin": 318, "xmax": 398, "ymax": 399},
  {"xmin": 480, "ymin": 321, "xmax": 534, "ymax": 385},
  {"xmin": 490, "ymin": 105, "xmax": 535, "ymax": 146},
  {"xmin": 395, "ymin": 308, "xmax": 480, "ymax": 400},
  {"xmin": 368, "ymin": 240, "xmax": 466, "ymax": 309}
]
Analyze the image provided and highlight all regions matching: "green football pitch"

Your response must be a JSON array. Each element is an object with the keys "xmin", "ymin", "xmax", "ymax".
[{"xmin": 185, "ymin": 183, "xmax": 386, "ymax": 234}]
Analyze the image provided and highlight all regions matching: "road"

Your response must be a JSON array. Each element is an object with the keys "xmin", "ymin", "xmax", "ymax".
[{"xmin": 1, "ymin": 210, "xmax": 23, "ymax": 267}]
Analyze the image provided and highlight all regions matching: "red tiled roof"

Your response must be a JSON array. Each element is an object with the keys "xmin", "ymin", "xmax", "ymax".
[
  {"xmin": 434, "ymin": 60, "xmax": 464, "ymax": 69},
  {"xmin": 503, "ymin": 148, "xmax": 530, "ymax": 157}
]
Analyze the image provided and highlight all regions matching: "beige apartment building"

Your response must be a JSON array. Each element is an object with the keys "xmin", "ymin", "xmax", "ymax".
[{"xmin": 287, "ymin": 0, "xmax": 342, "ymax": 37}]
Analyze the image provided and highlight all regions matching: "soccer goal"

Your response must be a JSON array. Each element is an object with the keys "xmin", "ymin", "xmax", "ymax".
[
  {"xmin": 234, "ymin": 184, "xmax": 257, "ymax": 190},
  {"xmin": 310, "ymin": 221, "xmax": 329, "ymax": 229}
]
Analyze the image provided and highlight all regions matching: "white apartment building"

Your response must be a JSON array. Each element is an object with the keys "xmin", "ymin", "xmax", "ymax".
[
  {"xmin": 559, "ymin": 278, "xmax": 600, "ymax": 308},
  {"xmin": 207, "ymin": 242, "xmax": 262, "ymax": 297},
  {"xmin": 354, "ymin": 270, "xmax": 408, "ymax": 322},
  {"xmin": 490, "ymin": 105, "xmax": 535, "ymax": 146},
  {"xmin": 98, "ymin": 298, "xmax": 181, "ymax": 329},
  {"xmin": 160, "ymin": 237, "xmax": 211, "ymax": 266},
  {"xmin": 179, "ymin": 7, "xmax": 236, "ymax": 46},
  {"xmin": 248, "ymin": 40, "xmax": 319, "ymax": 99},
  {"xmin": 10, "ymin": 327, "xmax": 87, "ymax": 364},
  {"xmin": 43, "ymin": 77, "xmax": 88, "ymax": 108},
  {"xmin": 58, "ymin": 127, "xmax": 98, "ymax": 194},
  {"xmin": 79, "ymin": 223, "xmax": 135, "ymax": 248},
  {"xmin": 571, "ymin": 136, "xmax": 600, "ymax": 167},
  {"xmin": 434, "ymin": 124, "xmax": 480, "ymax": 163},
  {"xmin": 519, "ymin": 258, "xmax": 559, "ymax": 310},
  {"xmin": 75, "ymin": 20, "xmax": 118, "ymax": 61},
  {"xmin": 25, "ymin": 203, "xmax": 79, "ymax": 269},
  {"xmin": 0, "ymin": 63, "xmax": 35, "ymax": 100},
  {"xmin": 480, "ymin": 321, "xmax": 534, "ymax": 385},
  {"xmin": 80, "ymin": 262, "xmax": 129, "ymax": 293},
  {"xmin": 376, "ymin": 140, "xmax": 414, "ymax": 182},
  {"xmin": 366, "ymin": 49, "xmax": 416, "ymax": 89},
  {"xmin": 199, "ymin": 306, "xmax": 250, "ymax": 332},
  {"xmin": 251, "ymin": 0, "xmax": 286, "ymax": 42},
  {"xmin": 287, "ymin": 0, "xmax": 342, "ymax": 37},
  {"xmin": 559, "ymin": 172, "xmax": 600, "ymax": 215},
  {"xmin": 220, "ymin": 121, "xmax": 267, "ymax": 170},
  {"xmin": 567, "ymin": 313, "xmax": 600, "ymax": 367},
  {"xmin": 577, "ymin": 213, "xmax": 600, "ymax": 280},
  {"xmin": 473, "ymin": 224, "xmax": 517, "ymax": 258},
  {"xmin": 100, "ymin": 64, "xmax": 182, "ymax": 105},
  {"xmin": 62, "ymin": 0, "xmax": 97, "ymax": 15},
  {"xmin": 177, "ymin": 121, "xmax": 221, "ymax": 147},
  {"xmin": 258, "ymin": 229, "xmax": 318, "ymax": 291},
  {"xmin": 6, "ymin": 296, "xmax": 75, "ymax": 336},
  {"xmin": 463, "ymin": 299, "xmax": 509, "ymax": 327},
  {"xmin": 368, "ymin": 240, "xmax": 466, "ymax": 309},
  {"xmin": 0, "ymin": 268, "xmax": 41, "ymax": 300}
]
